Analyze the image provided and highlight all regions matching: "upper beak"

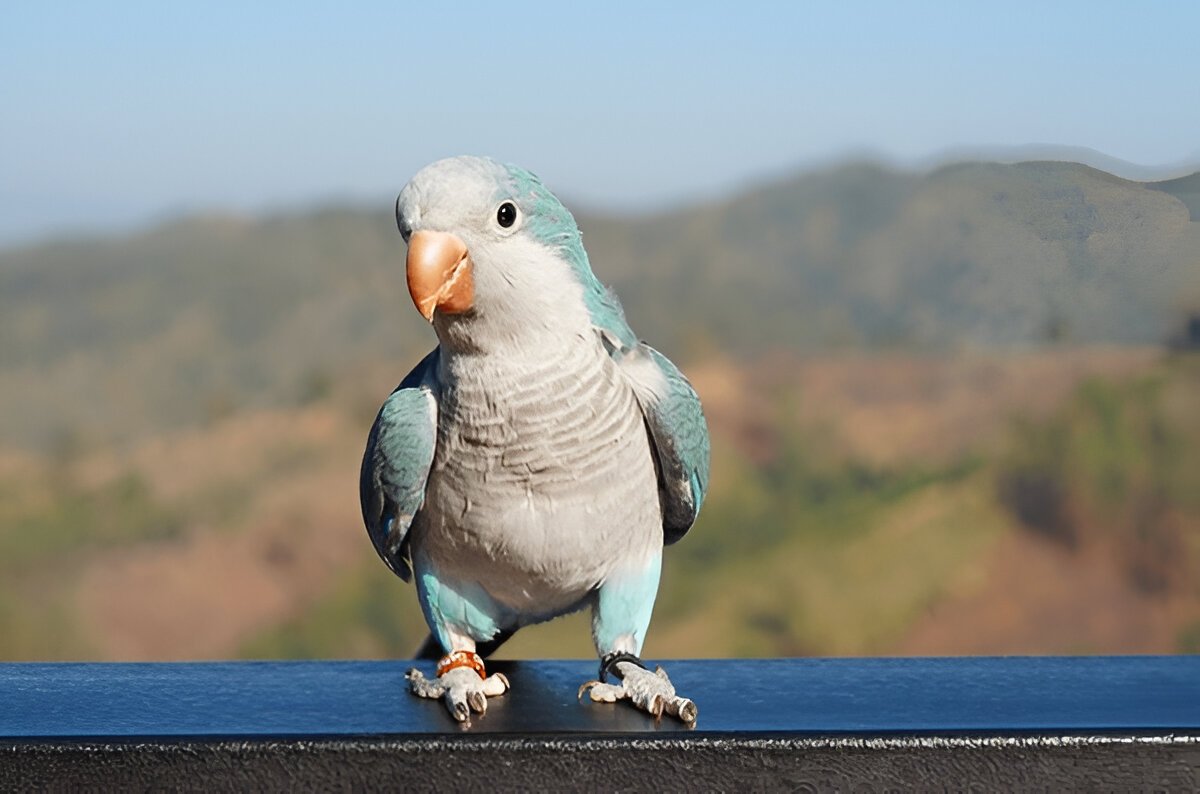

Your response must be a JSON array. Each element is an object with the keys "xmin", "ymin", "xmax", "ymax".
[{"xmin": 405, "ymin": 230, "xmax": 475, "ymax": 321}]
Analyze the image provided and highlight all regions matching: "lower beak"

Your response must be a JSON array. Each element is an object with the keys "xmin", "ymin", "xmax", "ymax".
[{"xmin": 406, "ymin": 230, "xmax": 475, "ymax": 321}]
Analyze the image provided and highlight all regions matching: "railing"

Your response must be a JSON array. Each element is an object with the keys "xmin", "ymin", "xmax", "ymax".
[{"xmin": 3, "ymin": 657, "xmax": 1198, "ymax": 789}]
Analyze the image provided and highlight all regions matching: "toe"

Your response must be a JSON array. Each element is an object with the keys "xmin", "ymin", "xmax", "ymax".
[
  {"xmin": 579, "ymin": 681, "xmax": 625, "ymax": 703},
  {"xmin": 668, "ymin": 696, "xmax": 698, "ymax": 725},
  {"xmin": 482, "ymin": 673, "xmax": 509, "ymax": 696},
  {"xmin": 616, "ymin": 665, "xmax": 695, "ymax": 723},
  {"xmin": 443, "ymin": 688, "xmax": 472, "ymax": 722},
  {"xmin": 632, "ymin": 691, "xmax": 664, "ymax": 718},
  {"xmin": 412, "ymin": 660, "xmax": 512, "ymax": 724},
  {"xmin": 407, "ymin": 668, "xmax": 445, "ymax": 699}
]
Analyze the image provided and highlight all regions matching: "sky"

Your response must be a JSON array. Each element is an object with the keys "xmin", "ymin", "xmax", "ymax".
[{"xmin": 3, "ymin": 1, "xmax": 1199, "ymax": 246}]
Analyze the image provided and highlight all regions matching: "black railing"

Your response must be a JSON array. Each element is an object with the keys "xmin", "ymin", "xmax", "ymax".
[{"xmin": 3, "ymin": 657, "xmax": 1199, "ymax": 788}]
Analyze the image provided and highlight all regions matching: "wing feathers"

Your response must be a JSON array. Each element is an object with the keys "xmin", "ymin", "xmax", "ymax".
[
  {"xmin": 617, "ymin": 343, "xmax": 711, "ymax": 544},
  {"xmin": 359, "ymin": 348, "xmax": 440, "ymax": 581}
]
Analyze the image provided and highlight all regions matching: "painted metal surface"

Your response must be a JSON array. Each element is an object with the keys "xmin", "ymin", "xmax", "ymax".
[{"xmin": 2, "ymin": 656, "xmax": 1198, "ymax": 738}]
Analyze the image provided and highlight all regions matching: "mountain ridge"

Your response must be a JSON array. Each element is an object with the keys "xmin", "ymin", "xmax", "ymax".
[{"xmin": 1, "ymin": 159, "xmax": 1197, "ymax": 449}]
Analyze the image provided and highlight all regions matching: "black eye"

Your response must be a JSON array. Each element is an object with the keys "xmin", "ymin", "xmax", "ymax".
[{"xmin": 496, "ymin": 202, "xmax": 517, "ymax": 228}]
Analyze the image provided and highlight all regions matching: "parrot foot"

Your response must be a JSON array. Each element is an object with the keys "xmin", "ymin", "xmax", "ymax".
[
  {"xmin": 407, "ymin": 651, "xmax": 509, "ymax": 723},
  {"xmin": 578, "ymin": 658, "xmax": 697, "ymax": 725}
]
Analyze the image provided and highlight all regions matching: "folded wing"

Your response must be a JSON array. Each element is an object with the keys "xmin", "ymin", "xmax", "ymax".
[
  {"xmin": 616, "ymin": 343, "xmax": 711, "ymax": 545},
  {"xmin": 359, "ymin": 349, "xmax": 440, "ymax": 581}
]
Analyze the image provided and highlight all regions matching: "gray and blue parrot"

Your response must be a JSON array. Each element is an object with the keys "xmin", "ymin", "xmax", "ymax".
[{"xmin": 360, "ymin": 156, "xmax": 709, "ymax": 724}]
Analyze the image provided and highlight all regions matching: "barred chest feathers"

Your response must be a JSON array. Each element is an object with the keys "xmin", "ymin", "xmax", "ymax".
[{"xmin": 412, "ymin": 335, "xmax": 663, "ymax": 615}]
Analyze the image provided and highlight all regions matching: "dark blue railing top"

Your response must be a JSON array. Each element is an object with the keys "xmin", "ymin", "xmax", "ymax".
[{"xmin": 2, "ymin": 656, "xmax": 1199, "ymax": 739}]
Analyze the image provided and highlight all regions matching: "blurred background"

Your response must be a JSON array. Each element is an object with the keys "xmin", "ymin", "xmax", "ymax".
[{"xmin": 2, "ymin": 2, "xmax": 1198, "ymax": 661}]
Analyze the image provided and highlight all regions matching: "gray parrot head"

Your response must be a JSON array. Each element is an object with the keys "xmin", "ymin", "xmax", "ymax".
[{"xmin": 395, "ymin": 156, "xmax": 604, "ymax": 350}]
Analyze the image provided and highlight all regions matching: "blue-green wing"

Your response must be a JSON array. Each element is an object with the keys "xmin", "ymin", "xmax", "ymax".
[
  {"xmin": 584, "ymin": 281, "xmax": 709, "ymax": 544},
  {"xmin": 614, "ymin": 340, "xmax": 711, "ymax": 545},
  {"xmin": 359, "ymin": 348, "xmax": 440, "ymax": 581}
]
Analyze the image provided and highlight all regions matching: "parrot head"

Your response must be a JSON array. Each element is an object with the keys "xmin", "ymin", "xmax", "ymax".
[{"xmin": 395, "ymin": 156, "xmax": 605, "ymax": 348}]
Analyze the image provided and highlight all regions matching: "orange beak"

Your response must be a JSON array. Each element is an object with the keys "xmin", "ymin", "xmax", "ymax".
[{"xmin": 405, "ymin": 230, "xmax": 475, "ymax": 321}]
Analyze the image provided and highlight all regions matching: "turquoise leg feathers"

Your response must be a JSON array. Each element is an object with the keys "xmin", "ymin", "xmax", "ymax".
[
  {"xmin": 581, "ymin": 550, "xmax": 697, "ymax": 724},
  {"xmin": 591, "ymin": 552, "xmax": 662, "ymax": 656},
  {"xmin": 416, "ymin": 563, "xmax": 507, "ymax": 653}
]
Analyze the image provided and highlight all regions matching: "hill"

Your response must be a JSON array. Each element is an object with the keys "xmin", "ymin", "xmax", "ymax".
[
  {"xmin": 1, "ymin": 157, "xmax": 1199, "ymax": 662},
  {"xmin": 4, "ymin": 347, "xmax": 1196, "ymax": 662},
  {"xmin": 0, "ymin": 160, "xmax": 1197, "ymax": 450}
]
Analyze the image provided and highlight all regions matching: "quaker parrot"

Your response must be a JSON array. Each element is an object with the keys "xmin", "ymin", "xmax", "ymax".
[{"xmin": 360, "ymin": 156, "xmax": 710, "ymax": 724}]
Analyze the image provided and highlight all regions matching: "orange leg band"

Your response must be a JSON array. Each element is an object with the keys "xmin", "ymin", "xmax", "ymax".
[{"xmin": 437, "ymin": 650, "xmax": 487, "ymax": 679}]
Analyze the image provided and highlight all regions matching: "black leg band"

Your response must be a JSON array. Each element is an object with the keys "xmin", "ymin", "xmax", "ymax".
[{"xmin": 599, "ymin": 651, "xmax": 645, "ymax": 683}]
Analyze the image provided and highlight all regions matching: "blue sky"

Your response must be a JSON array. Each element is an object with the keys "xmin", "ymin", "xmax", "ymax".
[{"xmin": 3, "ymin": 1, "xmax": 1198, "ymax": 245}]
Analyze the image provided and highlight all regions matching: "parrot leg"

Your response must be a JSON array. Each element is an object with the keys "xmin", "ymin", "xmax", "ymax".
[
  {"xmin": 578, "ymin": 654, "xmax": 697, "ymax": 724},
  {"xmin": 407, "ymin": 650, "xmax": 510, "ymax": 723},
  {"xmin": 580, "ymin": 557, "xmax": 695, "ymax": 722}
]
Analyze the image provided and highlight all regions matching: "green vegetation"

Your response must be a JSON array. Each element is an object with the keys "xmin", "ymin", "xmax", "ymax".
[
  {"xmin": 0, "ymin": 591, "xmax": 89, "ymax": 661},
  {"xmin": 997, "ymin": 354, "xmax": 1200, "ymax": 593},
  {"xmin": 2, "ymin": 161, "xmax": 1197, "ymax": 450},
  {"xmin": 232, "ymin": 456, "xmax": 1000, "ymax": 660},
  {"xmin": 0, "ymin": 465, "xmax": 182, "ymax": 659},
  {"xmin": 0, "ymin": 469, "xmax": 181, "ymax": 575},
  {"xmin": 0, "ymin": 158, "xmax": 1197, "ymax": 661},
  {"xmin": 233, "ymin": 378, "xmax": 996, "ymax": 660},
  {"xmin": 240, "ymin": 557, "xmax": 429, "ymax": 660},
  {"xmin": 1179, "ymin": 621, "xmax": 1200, "ymax": 654},
  {"xmin": 658, "ymin": 475, "xmax": 1007, "ymax": 657},
  {"xmin": 234, "ymin": 355, "xmax": 1200, "ymax": 660},
  {"xmin": 656, "ymin": 433, "xmax": 982, "ymax": 625}
]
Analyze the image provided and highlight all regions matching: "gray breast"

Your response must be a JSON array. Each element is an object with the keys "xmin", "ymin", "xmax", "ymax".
[{"xmin": 416, "ymin": 340, "xmax": 662, "ymax": 614}]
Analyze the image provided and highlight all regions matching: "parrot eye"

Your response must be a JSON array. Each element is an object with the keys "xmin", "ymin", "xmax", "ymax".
[{"xmin": 496, "ymin": 202, "xmax": 518, "ymax": 229}]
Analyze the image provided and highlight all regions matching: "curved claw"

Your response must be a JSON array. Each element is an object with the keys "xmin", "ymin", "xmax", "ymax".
[
  {"xmin": 577, "ymin": 680, "xmax": 600, "ymax": 702},
  {"xmin": 580, "ymin": 663, "xmax": 696, "ymax": 724},
  {"xmin": 483, "ymin": 672, "xmax": 510, "ymax": 696},
  {"xmin": 580, "ymin": 680, "xmax": 626, "ymax": 703},
  {"xmin": 409, "ymin": 663, "xmax": 509, "ymax": 724},
  {"xmin": 667, "ymin": 696, "xmax": 698, "ymax": 724}
]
